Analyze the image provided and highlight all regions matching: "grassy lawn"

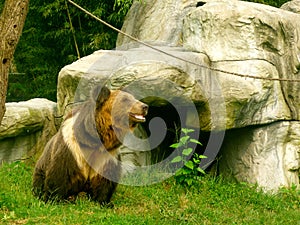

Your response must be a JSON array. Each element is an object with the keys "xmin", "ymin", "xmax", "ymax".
[{"xmin": 0, "ymin": 161, "xmax": 299, "ymax": 225}]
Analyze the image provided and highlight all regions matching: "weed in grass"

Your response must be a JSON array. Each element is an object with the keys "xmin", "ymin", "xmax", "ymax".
[{"xmin": 170, "ymin": 128, "xmax": 207, "ymax": 187}]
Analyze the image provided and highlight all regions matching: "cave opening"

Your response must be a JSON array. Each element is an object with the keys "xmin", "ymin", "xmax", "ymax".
[{"xmin": 139, "ymin": 99, "xmax": 209, "ymax": 166}]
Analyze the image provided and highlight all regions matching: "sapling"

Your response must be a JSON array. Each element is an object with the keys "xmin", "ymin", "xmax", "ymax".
[{"xmin": 170, "ymin": 128, "xmax": 207, "ymax": 186}]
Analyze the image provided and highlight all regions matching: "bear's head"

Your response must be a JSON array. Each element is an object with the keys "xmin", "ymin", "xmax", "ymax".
[{"xmin": 94, "ymin": 86, "xmax": 148, "ymax": 135}]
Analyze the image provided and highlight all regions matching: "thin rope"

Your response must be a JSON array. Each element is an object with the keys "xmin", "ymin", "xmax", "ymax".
[
  {"xmin": 67, "ymin": 0, "xmax": 300, "ymax": 82},
  {"xmin": 65, "ymin": 0, "xmax": 81, "ymax": 59}
]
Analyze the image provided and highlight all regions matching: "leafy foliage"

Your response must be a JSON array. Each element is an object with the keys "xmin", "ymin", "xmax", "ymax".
[
  {"xmin": 0, "ymin": 0, "xmax": 3, "ymax": 13},
  {"xmin": 170, "ymin": 128, "xmax": 206, "ymax": 186},
  {"xmin": 243, "ymin": 0, "xmax": 290, "ymax": 8},
  {"xmin": 8, "ymin": 0, "xmax": 134, "ymax": 102}
]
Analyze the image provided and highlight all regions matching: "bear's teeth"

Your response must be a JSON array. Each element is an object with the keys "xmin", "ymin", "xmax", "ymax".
[
  {"xmin": 134, "ymin": 115, "xmax": 145, "ymax": 120},
  {"xmin": 129, "ymin": 113, "xmax": 146, "ymax": 122}
]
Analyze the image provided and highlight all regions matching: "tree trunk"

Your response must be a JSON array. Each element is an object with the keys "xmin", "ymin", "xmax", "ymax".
[{"xmin": 0, "ymin": 0, "xmax": 29, "ymax": 125}]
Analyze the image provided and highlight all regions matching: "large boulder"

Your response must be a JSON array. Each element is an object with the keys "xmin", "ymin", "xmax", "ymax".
[
  {"xmin": 281, "ymin": 0, "xmax": 300, "ymax": 14},
  {"xmin": 219, "ymin": 121, "xmax": 300, "ymax": 191},
  {"xmin": 183, "ymin": 0, "xmax": 300, "ymax": 122},
  {"xmin": 116, "ymin": 0, "xmax": 199, "ymax": 49},
  {"xmin": 56, "ymin": 0, "xmax": 300, "ymax": 190},
  {"xmin": 0, "ymin": 99, "xmax": 57, "ymax": 162},
  {"xmin": 180, "ymin": 0, "xmax": 300, "ymax": 189}
]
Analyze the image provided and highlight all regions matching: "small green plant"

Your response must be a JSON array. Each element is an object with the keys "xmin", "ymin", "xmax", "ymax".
[{"xmin": 170, "ymin": 128, "xmax": 207, "ymax": 186}]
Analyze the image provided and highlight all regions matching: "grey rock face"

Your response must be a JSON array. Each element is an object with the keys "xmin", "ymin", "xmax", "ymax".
[
  {"xmin": 0, "ymin": 99, "xmax": 57, "ymax": 162},
  {"xmin": 219, "ymin": 121, "xmax": 300, "ymax": 191},
  {"xmin": 281, "ymin": 0, "xmax": 300, "ymax": 14},
  {"xmin": 56, "ymin": 0, "xmax": 300, "ymax": 190},
  {"xmin": 116, "ymin": 0, "xmax": 199, "ymax": 49}
]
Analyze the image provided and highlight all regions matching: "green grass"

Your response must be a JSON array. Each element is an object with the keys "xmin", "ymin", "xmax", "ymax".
[{"xmin": 0, "ymin": 161, "xmax": 299, "ymax": 225}]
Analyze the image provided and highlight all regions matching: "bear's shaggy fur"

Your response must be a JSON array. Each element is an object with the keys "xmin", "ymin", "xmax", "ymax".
[{"xmin": 32, "ymin": 86, "xmax": 148, "ymax": 204}]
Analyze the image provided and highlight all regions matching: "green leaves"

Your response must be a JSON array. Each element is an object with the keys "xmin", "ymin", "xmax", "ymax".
[
  {"xmin": 10, "ymin": 0, "xmax": 137, "ymax": 102},
  {"xmin": 171, "ymin": 149, "xmax": 195, "ymax": 165},
  {"xmin": 181, "ymin": 128, "xmax": 195, "ymax": 135},
  {"xmin": 184, "ymin": 161, "xmax": 194, "ymax": 170},
  {"xmin": 182, "ymin": 148, "xmax": 193, "ymax": 156},
  {"xmin": 170, "ymin": 143, "xmax": 180, "ymax": 149},
  {"xmin": 169, "ymin": 128, "xmax": 206, "ymax": 187},
  {"xmin": 170, "ymin": 131, "xmax": 202, "ymax": 150},
  {"xmin": 243, "ymin": 0, "xmax": 290, "ymax": 8},
  {"xmin": 171, "ymin": 156, "xmax": 182, "ymax": 163},
  {"xmin": 190, "ymin": 138, "xmax": 202, "ymax": 146}
]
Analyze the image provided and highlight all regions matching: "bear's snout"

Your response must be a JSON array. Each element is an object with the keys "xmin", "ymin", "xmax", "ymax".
[
  {"xmin": 140, "ymin": 103, "xmax": 148, "ymax": 116},
  {"xmin": 142, "ymin": 103, "xmax": 148, "ymax": 112},
  {"xmin": 129, "ymin": 101, "xmax": 148, "ymax": 123}
]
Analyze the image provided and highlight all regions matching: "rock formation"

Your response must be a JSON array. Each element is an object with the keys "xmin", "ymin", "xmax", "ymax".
[
  {"xmin": 1, "ymin": 0, "xmax": 300, "ymax": 191},
  {"xmin": 0, "ymin": 99, "xmax": 57, "ymax": 162},
  {"xmin": 281, "ymin": 0, "xmax": 300, "ymax": 13},
  {"xmin": 56, "ymin": 0, "xmax": 300, "ymax": 190}
]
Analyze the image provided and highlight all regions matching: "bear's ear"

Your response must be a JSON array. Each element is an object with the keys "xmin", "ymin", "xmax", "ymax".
[{"xmin": 94, "ymin": 86, "xmax": 111, "ymax": 108}]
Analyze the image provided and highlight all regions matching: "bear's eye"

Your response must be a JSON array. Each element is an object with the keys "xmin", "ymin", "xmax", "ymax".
[{"xmin": 121, "ymin": 97, "xmax": 130, "ymax": 103}]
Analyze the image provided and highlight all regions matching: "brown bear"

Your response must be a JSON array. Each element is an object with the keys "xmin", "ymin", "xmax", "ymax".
[{"xmin": 32, "ymin": 86, "xmax": 148, "ymax": 205}]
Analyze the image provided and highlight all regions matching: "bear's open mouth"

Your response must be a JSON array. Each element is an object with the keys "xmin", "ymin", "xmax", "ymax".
[{"xmin": 129, "ymin": 112, "xmax": 146, "ymax": 122}]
